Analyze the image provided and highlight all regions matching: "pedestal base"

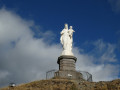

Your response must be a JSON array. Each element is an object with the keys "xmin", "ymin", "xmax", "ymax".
[
  {"xmin": 57, "ymin": 55, "xmax": 77, "ymax": 71},
  {"xmin": 55, "ymin": 55, "xmax": 83, "ymax": 80},
  {"xmin": 55, "ymin": 70, "xmax": 83, "ymax": 80}
]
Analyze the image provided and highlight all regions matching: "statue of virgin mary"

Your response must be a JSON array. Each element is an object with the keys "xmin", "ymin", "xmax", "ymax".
[{"xmin": 60, "ymin": 24, "xmax": 75, "ymax": 56}]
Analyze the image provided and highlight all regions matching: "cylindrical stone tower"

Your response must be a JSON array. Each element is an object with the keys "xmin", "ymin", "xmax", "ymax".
[{"xmin": 57, "ymin": 55, "xmax": 77, "ymax": 71}]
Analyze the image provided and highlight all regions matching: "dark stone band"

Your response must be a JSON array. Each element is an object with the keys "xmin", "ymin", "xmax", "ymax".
[{"xmin": 57, "ymin": 55, "xmax": 77, "ymax": 64}]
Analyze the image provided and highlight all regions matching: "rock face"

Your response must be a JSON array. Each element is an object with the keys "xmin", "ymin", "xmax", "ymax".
[{"xmin": 1, "ymin": 79, "xmax": 120, "ymax": 90}]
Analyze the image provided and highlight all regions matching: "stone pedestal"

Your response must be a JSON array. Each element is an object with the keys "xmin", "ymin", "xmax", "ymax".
[
  {"xmin": 55, "ymin": 55, "xmax": 83, "ymax": 80},
  {"xmin": 57, "ymin": 55, "xmax": 77, "ymax": 71}
]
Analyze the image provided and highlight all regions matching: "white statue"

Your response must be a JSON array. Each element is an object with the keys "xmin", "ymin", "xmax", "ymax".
[{"xmin": 60, "ymin": 24, "xmax": 75, "ymax": 56}]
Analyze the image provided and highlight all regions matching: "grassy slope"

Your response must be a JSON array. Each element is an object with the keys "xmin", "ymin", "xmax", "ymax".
[
  {"xmin": 1, "ymin": 79, "xmax": 120, "ymax": 90},
  {"xmin": 1, "ymin": 79, "xmax": 77, "ymax": 90}
]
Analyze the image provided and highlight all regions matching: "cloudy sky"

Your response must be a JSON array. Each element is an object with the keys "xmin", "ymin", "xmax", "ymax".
[{"xmin": 0, "ymin": 0, "xmax": 120, "ymax": 87}]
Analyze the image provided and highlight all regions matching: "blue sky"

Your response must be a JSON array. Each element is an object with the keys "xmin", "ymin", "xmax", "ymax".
[
  {"xmin": 1, "ymin": 0, "xmax": 120, "ymax": 46},
  {"xmin": 1, "ymin": 0, "xmax": 120, "ymax": 42},
  {"xmin": 0, "ymin": 0, "xmax": 120, "ymax": 87}
]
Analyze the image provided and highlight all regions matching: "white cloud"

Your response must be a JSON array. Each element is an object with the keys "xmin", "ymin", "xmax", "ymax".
[
  {"xmin": 0, "ymin": 8, "xmax": 61, "ymax": 87},
  {"xmin": 108, "ymin": 0, "xmax": 120, "ymax": 12},
  {"xmin": 0, "ymin": 8, "xmax": 119, "ymax": 87},
  {"xmin": 93, "ymin": 39, "xmax": 117, "ymax": 63},
  {"xmin": 75, "ymin": 39, "xmax": 119, "ymax": 81}
]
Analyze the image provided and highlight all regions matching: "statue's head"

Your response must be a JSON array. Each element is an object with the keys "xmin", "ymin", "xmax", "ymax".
[
  {"xmin": 64, "ymin": 23, "xmax": 68, "ymax": 29},
  {"xmin": 70, "ymin": 26, "xmax": 72, "ymax": 29}
]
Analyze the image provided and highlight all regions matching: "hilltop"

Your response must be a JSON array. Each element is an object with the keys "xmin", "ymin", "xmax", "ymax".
[{"xmin": 1, "ymin": 78, "xmax": 120, "ymax": 90}]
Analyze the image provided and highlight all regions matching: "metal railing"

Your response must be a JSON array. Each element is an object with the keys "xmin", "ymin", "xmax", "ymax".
[
  {"xmin": 46, "ymin": 69, "xmax": 57, "ymax": 79},
  {"xmin": 46, "ymin": 69, "xmax": 92, "ymax": 82},
  {"xmin": 78, "ymin": 71, "xmax": 92, "ymax": 82}
]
